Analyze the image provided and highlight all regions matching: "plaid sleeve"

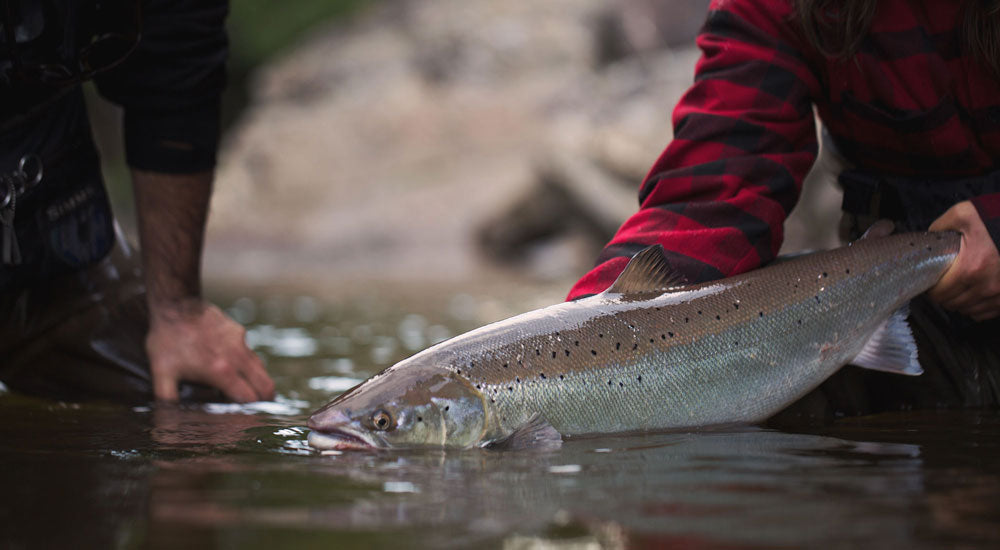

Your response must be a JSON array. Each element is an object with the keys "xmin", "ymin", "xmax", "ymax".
[
  {"xmin": 971, "ymin": 193, "xmax": 1000, "ymax": 253},
  {"xmin": 567, "ymin": 0, "xmax": 820, "ymax": 300}
]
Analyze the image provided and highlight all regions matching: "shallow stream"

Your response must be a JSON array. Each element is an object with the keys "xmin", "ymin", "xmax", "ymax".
[{"xmin": 2, "ymin": 292, "xmax": 998, "ymax": 549}]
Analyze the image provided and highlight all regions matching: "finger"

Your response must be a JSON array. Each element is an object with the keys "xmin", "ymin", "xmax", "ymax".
[
  {"xmin": 963, "ymin": 298, "xmax": 1000, "ymax": 321},
  {"xmin": 928, "ymin": 272, "xmax": 970, "ymax": 305},
  {"xmin": 971, "ymin": 309, "xmax": 1000, "ymax": 322},
  {"xmin": 207, "ymin": 359, "xmax": 259, "ymax": 403},
  {"xmin": 240, "ymin": 351, "xmax": 275, "ymax": 401},
  {"xmin": 938, "ymin": 286, "xmax": 981, "ymax": 312},
  {"xmin": 153, "ymin": 366, "xmax": 180, "ymax": 402}
]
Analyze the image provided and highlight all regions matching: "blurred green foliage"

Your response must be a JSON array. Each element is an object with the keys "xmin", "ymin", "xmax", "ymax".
[
  {"xmin": 228, "ymin": 0, "xmax": 374, "ymax": 68},
  {"xmin": 222, "ymin": 0, "xmax": 375, "ymax": 127}
]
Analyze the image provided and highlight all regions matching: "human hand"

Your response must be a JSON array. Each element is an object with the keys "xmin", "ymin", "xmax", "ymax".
[
  {"xmin": 146, "ymin": 299, "xmax": 275, "ymax": 402},
  {"xmin": 927, "ymin": 201, "xmax": 1000, "ymax": 321}
]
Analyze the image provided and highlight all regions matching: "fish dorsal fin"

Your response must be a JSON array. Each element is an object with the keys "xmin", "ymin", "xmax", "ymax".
[
  {"xmin": 851, "ymin": 305, "xmax": 922, "ymax": 376},
  {"xmin": 860, "ymin": 220, "xmax": 895, "ymax": 240},
  {"xmin": 484, "ymin": 414, "xmax": 562, "ymax": 451},
  {"xmin": 603, "ymin": 245, "xmax": 688, "ymax": 296}
]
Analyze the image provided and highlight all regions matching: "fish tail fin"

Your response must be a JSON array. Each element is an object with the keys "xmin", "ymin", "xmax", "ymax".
[{"xmin": 851, "ymin": 304, "xmax": 923, "ymax": 376}]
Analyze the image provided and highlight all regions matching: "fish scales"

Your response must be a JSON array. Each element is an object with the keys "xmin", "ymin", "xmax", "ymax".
[
  {"xmin": 406, "ymin": 231, "xmax": 959, "ymax": 436},
  {"xmin": 308, "ymin": 230, "xmax": 959, "ymax": 450}
]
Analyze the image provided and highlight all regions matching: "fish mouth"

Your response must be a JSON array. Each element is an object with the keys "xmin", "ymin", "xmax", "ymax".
[{"xmin": 307, "ymin": 428, "xmax": 378, "ymax": 451}]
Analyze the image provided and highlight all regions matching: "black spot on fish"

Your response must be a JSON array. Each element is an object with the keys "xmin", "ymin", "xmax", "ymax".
[
  {"xmin": 910, "ymin": 241, "xmax": 915, "ymax": 246},
  {"xmin": 637, "ymin": 375, "xmax": 642, "ymax": 382},
  {"xmin": 574, "ymin": 340, "xmax": 580, "ymax": 346},
  {"xmin": 536, "ymin": 349, "xmax": 540, "ymax": 356},
  {"xmin": 628, "ymin": 324, "xmax": 635, "ymax": 329},
  {"xmin": 469, "ymin": 362, "xmax": 475, "ymax": 368},
  {"xmin": 551, "ymin": 351, "xmax": 557, "ymax": 359},
  {"xmin": 649, "ymin": 338, "xmax": 654, "ymax": 343},
  {"xmin": 457, "ymin": 369, "xmax": 462, "ymax": 375},
  {"xmin": 661, "ymin": 334, "xmax": 666, "ymax": 340},
  {"xmin": 565, "ymin": 350, "xmax": 570, "ymax": 356},
  {"xmin": 559, "ymin": 375, "xmax": 565, "ymax": 380},
  {"xmin": 418, "ymin": 417, "xmax": 422, "ymax": 422},
  {"xmin": 503, "ymin": 362, "xmax": 509, "ymax": 368},
  {"xmin": 476, "ymin": 384, "xmax": 481, "ymax": 389},
  {"xmin": 715, "ymin": 315, "xmax": 721, "ymax": 320},
  {"xmin": 846, "ymin": 268, "xmax": 851, "ymax": 274},
  {"xmin": 797, "ymin": 319, "xmax": 803, "ymax": 325},
  {"xmin": 698, "ymin": 310, "xmax": 703, "ymax": 315},
  {"xmin": 607, "ymin": 379, "xmax": 612, "ymax": 386},
  {"xmin": 491, "ymin": 398, "xmax": 495, "ymax": 403},
  {"xmin": 555, "ymin": 331, "xmax": 560, "ymax": 337},
  {"xmin": 734, "ymin": 303, "xmax": 740, "ymax": 309},
  {"xmin": 759, "ymin": 311, "xmax": 764, "ymax": 317},
  {"xmin": 445, "ymin": 406, "xmax": 450, "ymax": 411},
  {"xmin": 591, "ymin": 350, "xmax": 598, "ymax": 356},
  {"xmin": 615, "ymin": 342, "xmax": 621, "ymax": 350},
  {"xmin": 668, "ymin": 332, "xmax": 674, "ymax": 337},
  {"xmin": 814, "ymin": 296, "xmax": 821, "ymax": 304},
  {"xmin": 599, "ymin": 333, "xmax": 604, "ymax": 338},
  {"xmin": 655, "ymin": 307, "xmax": 661, "ymax": 311},
  {"xmin": 632, "ymin": 343, "xmax": 638, "ymax": 350},
  {"xmin": 516, "ymin": 377, "xmax": 520, "ymax": 383},
  {"xmin": 508, "ymin": 387, "xmax": 513, "ymax": 391},
  {"xmin": 619, "ymin": 382, "xmax": 624, "ymax": 388},
  {"xmin": 684, "ymin": 317, "xmax": 689, "ymax": 323},
  {"xmin": 926, "ymin": 246, "xmax": 932, "ymax": 251},
  {"xmin": 822, "ymin": 272, "xmax": 828, "ymax": 278},
  {"xmin": 540, "ymin": 373, "xmax": 546, "ymax": 379}
]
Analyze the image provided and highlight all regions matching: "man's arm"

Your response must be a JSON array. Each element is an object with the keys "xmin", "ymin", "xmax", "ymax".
[
  {"xmin": 132, "ymin": 168, "xmax": 274, "ymax": 402},
  {"xmin": 928, "ymin": 200, "xmax": 1000, "ymax": 321}
]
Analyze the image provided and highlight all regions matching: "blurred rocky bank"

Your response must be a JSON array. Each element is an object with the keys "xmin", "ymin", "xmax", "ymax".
[{"xmin": 204, "ymin": 0, "xmax": 841, "ymax": 307}]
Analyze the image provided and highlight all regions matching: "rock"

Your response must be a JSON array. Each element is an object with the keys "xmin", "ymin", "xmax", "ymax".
[
  {"xmin": 204, "ymin": 0, "xmax": 839, "ymax": 298},
  {"xmin": 205, "ymin": 0, "xmax": 708, "ymax": 294}
]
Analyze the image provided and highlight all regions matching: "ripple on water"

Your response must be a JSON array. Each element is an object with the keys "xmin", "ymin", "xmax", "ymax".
[{"xmin": 308, "ymin": 376, "xmax": 364, "ymax": 393}]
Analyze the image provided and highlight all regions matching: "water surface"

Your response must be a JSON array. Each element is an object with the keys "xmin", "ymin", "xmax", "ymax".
[{"xmin": 2, "ymin": 293, "xmax": 998, "ymax": 549}]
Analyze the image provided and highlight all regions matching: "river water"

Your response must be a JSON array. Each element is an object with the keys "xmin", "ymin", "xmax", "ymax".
[{"xmin": 2, "ymin": 292, "xmax": 998, "ymax": 549}]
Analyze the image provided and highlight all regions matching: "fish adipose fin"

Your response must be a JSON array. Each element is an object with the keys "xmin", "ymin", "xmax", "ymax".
[
  {"xmin": 851, "ymin": 305, "xmax": 923, "ymax": 376},
  {"xmin": 484, "ymin": 414, "xmax": 562, "ymax": 451},
  {"xmin": 604, "ymin": 245, "xmax": 689, "ymax": 295}
]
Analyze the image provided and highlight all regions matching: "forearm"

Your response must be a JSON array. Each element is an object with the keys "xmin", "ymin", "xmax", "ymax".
[
  {"xmin": 131, "ymin": 168, "xmax": 211, "ymax": 315},
  {"xmin": 567, "ymin": 1, "xmax": 819, "ymax": 300}
]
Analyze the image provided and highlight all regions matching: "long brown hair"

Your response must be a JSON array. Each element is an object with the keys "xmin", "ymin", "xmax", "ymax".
[{"xmin": 795, "ymin": 0, "xmax": 1000, "ymax": 77}]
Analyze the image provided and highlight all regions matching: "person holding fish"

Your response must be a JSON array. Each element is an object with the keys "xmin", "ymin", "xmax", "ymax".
[
  {"xmin": 0, "ymin": 0, "xmax": 275, "ymax": 404},
  {"xmin": 567, "ymin": 0, "xmax": 1000, "ymax": 416},
  {"xmin": 305, "ymin": 0, "xmax": 998, "ymax": 451}
]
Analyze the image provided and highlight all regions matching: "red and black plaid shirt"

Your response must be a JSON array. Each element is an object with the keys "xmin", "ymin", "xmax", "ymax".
[{"xmin": 568, "ymin": 0, "xmax": 1000, "ymax": 300}]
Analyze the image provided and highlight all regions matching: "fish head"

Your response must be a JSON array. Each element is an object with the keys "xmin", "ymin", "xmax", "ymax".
[{"xmin": 307, "ymin": 363, "xmax": 487, "ymax": 451}]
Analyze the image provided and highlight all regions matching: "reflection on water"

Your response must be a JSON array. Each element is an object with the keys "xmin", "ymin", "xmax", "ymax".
[{"xmin": 2, "ymin": 294, "xmax": 999, "ymax": 549}]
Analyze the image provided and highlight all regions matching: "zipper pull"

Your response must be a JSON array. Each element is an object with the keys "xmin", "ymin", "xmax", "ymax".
[{"xmin": 1, "ymin": 180, "xmax": 20, "ymax": 266}]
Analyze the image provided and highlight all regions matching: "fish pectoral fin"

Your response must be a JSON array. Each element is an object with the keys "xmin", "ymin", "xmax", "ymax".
[
  {"xmin": 483, "ymin": 413, "xmax": 562, "ymax": 451},
  {"xmin": 850, "ymin": 304, "xmax": 923, "ymax": 376},
  {"xmin": 603, "ymin": 244, "xmax": 689, "ymax": 296}
]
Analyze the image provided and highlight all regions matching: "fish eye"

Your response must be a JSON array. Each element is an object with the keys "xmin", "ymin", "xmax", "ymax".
[{"xmin": 371, "ymin": 410, "xmax": 394, "ymax": 431}]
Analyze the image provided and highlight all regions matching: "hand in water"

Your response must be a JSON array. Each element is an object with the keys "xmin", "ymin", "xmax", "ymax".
[
  {"xmin": 928, "ymin": 201, "xmax": 1000, "ymax": 321},
  {"xmin": 146, "ymin": 300, "xmax": 275, "ymax": 402}
]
